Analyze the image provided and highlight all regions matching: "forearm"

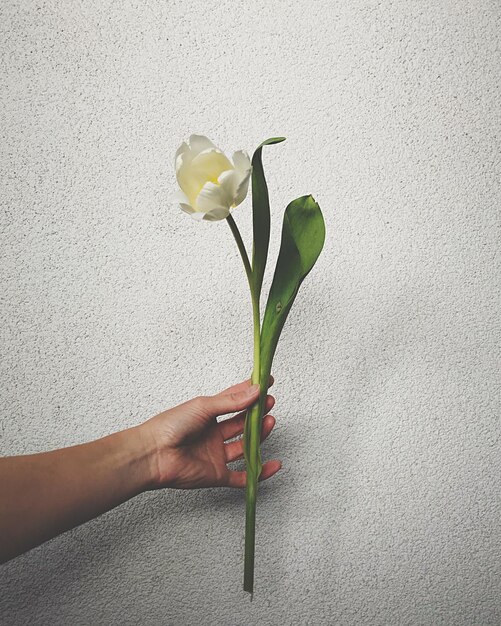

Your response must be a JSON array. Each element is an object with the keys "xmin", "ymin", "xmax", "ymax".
[{"xmin": 0, "ymin": 426, "xmax": 156, "ymax": 563}]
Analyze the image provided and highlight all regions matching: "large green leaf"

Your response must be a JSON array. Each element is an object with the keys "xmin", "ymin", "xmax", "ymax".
[
  {"xmin": 260, "ymin": 195, "xmax": 325, "ymax": 380},
  {"xmin": 251, "ymin": 137, "xmax": 286, "ymax": 296},
  {"xmin": 242, "ymin": 193, "xmax": 325, "ymax": 594}
]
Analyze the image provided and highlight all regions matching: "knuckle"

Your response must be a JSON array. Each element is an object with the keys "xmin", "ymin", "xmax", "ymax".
[
  {"xmin": 230, "ymin": 392, "xmax": 243, "ymax": 406},
  {"xmin": 231, "ymin": 391, "xmax": 247, "ymax": 408}
]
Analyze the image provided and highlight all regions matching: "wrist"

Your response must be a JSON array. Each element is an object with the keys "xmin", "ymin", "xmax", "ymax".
[
  {"xmin": 134, "ymin": 420, "xmax": 184, "ymax": 490},
  {"xmin": 117, "ymin": 425, "xmax": 160, "ymax": 492}
]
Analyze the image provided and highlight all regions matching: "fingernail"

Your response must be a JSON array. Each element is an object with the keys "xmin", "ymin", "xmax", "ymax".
[{"xmin": 247, "ymin": 384, "xmax": 260, "ymax": 396}]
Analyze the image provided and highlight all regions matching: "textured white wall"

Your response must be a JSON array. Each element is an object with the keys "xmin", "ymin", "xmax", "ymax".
[{"xmin": 1, "ymin": 1, "xmax": 500, "ymax": 624}]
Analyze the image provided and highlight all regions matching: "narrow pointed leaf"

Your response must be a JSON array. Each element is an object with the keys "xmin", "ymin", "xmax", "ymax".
[
  {"xmin": 260, "ymin": 195, "xmax": 325, "ymax": 380},
  {"xmin": 251, "ymin": 137, "xmax": 286, "ymax": 296}
]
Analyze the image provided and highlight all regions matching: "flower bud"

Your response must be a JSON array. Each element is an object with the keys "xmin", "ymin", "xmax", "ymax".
[{"xmin": 174, "ymin": 135, "xmax": 252, "ymax": 221}]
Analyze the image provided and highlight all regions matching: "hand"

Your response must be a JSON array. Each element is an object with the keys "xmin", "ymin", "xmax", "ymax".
[{"xmin": 139, "ymin": 378, "xmax": 281, "ymax": 489}]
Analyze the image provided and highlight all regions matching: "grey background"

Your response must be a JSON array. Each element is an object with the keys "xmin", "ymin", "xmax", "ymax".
[{"xmin": 1, "ymin": 1, "xmax": 500, "ymax": 624}]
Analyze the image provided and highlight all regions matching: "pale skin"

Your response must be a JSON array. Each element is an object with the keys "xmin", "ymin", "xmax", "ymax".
[{"xmin": 0, "ymin": 378, "xmax": 280, "ymax": 564}]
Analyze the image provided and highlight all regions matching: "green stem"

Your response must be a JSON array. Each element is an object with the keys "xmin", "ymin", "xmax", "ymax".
[
  {"xmin": 226, "ymin": 214, "xmax": 259, "ymax": 384},
  {"xmin": 226, "ymin": 214, "xmax": 252, "ymax": 290},
  {"xmin": 243, "ymin": 293, "xmax": 261, "ymax": 595},
  {"xmin": 226, "ymin": 214, "xmax": 263, "ymax": 595}
]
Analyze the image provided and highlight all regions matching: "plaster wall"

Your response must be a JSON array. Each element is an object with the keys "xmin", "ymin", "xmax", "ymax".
[{"xmin": 1, "ymin": 1, "xmax": 500, "ymax": 624}]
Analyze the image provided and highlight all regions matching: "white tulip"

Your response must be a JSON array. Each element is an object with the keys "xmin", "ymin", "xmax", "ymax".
[{"xmin": 174, "ymin": 135, "xmax": 252, "ymax": 221}]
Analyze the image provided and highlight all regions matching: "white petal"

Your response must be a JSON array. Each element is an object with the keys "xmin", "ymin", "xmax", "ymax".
[
  {"xmin": 190, "ymin": 149, "xmax": 233, "ymax": 179},
  {"xmin": 232, "ymin": 150, "xmax": 251, "ymax": 173},
  {"xmin": 174, "ymin": 142, "xmax": 190, "ymax": 172},
  {"xmin": 195, "ymin": 181, "xmax": 231, "ymax": 213},
  {"xmin": 189, "ymin": 210, "xmax": 206, "ymax": 221},
  {"xmin": 232, "ymin": 167, "xmax": 251, "ymax": 207},
  {"xmin": 175, "ymin": 141, "xmax": 189, "ymax": 158},
  {"xmin": 217, "ymin": 165, "xmax": 251, "ymax": 208},
  {"xmin": 180, "ymin": 203, "xmax": 196, "ymax": 216},
  {"xmin": 175, "ymin": 135, "xmax": 218, "ymax": 175},
  {"xmin": 187, "ymin": 134, "xmax": 216, "ymax": 154},
  {"xmin": 173, "ymin": 189, "xmax": 196, "ymax": 216},
  {"xmin": 172, "ymin": 189, "xmax": 190, "ymax": 204},
  {"xmin": 176, "ymin": 158, "xmax": 201, "ymax": 204},
  {"xmin": 177, "ymin": 150, "xmax": 233, "ymax": 207},
  {"xmin": 203, "ymin": 207, "xmax": 231, "ymax": 221},
  {"xmin": 217, "ymin": 169, "xmax": 241, "ymax": 203},
  {"xmin": 175, "ymin": 142, "xmax": 201, "ymax": 180},
  {"xmin": 228, "ymin": 151, "xmax": 251, "ymax": 207}
]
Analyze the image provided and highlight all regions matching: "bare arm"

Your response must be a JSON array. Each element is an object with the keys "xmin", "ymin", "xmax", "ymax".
[
  {"xmin": 0, "ymin": 379, "xmax": 280, "ymax": 563},
  {"xmin": 0, "ymin": 427, "xmax": 154, "ymax": 563}
]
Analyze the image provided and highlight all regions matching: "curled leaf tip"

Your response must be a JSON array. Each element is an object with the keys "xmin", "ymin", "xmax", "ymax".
[
  {"xmin": 303, "ymin": 194, "xmax": 317, "ymax": 208},
  {"xmin": 258, "ymin": 137, "xmax": 286, "ymax": 148}
]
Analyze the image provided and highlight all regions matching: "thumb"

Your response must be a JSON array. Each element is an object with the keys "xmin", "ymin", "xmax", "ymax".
[{"xmin": 199, "ymin": 384, "xmax": 260, "ymax": 418}]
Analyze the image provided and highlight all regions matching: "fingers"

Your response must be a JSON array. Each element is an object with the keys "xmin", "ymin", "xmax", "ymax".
[
  {"xmin": 218, "ymin": 375, "xmax": 274, "ymax": 397},
  {"xmin": 218, "ymin": 394, "xmax": 275, "ymax": 440},
  {"xmin": 225, "ymin": 459, "xmax": 282, "ymax": 489},
  {"xmin": 224, "ymin": 414, "xmax": 276, "ymax": 462},
  {"xmin": 198, "ymin": 384, "xmax": 260, "ymax": 418}
]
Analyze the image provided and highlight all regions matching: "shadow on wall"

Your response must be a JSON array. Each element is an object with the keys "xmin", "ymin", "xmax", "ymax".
[{"xmin": 257, "ymin": 276, "xmax": 423, "ymax": 602}]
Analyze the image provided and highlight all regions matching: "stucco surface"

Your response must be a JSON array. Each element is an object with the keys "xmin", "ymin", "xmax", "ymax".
[{"xmin": 1, "ymin": 1, "xmax": 500, "ymax": 624}]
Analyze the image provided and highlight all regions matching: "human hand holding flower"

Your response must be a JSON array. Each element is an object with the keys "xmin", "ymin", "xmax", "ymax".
[
  {"xmin": 0, "ymin": 379, "xmax": 280, "ymax": 564},
  {"xmin": 139, "ymin": 378, "xmax": 281, "ymax": 490}
]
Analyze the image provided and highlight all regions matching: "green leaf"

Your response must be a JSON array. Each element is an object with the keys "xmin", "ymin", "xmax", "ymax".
[
  {"xmin": 258, "ymin": 137, "xmax": 286, "ymax": 147},
  {"xmin": 260, "ymin": 195, "xmax": 325, "ymax": 379},
  {"xmin": 251, "ymin": 137, "xmax": 286, "ymax": 296},
  {"xmin": 243, "ymin": 192, "xmax": 323, "ymax": 594}
]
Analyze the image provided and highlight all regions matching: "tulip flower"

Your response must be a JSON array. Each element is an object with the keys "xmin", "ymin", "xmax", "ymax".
[
  {"xmin": 174, "ymin": 135, "xmax": 325, "ymax": 595},
  {"xmin": 174, "ymin": 134, "xmax": 252, "ymax": 221}
]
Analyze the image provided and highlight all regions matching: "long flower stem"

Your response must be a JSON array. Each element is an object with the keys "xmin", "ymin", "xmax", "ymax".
[
  {"xmin": 226, "ymin": 214, "xmax": 262, "ymax": 595},
  {"xmin": 243, "ymin": 294, "xmax": 261, "ymax": 595},
  {"xmin": 226, "ymin": 214, "xmax": 252, "ymax": 289}
]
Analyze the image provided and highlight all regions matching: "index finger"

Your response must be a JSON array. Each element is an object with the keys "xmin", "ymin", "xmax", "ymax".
[{"xmin": 218, "ymin": 375, "xmax": 274, "ymax": 397}]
